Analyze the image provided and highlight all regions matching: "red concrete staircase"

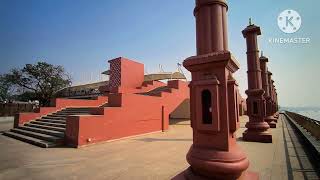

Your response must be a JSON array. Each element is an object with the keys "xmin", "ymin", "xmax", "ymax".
[
  {"xmin": 3, "ymin": 58, "xmax": 189, "ymax": 148},
  {"xmin": 3, "ymin": 107, "xmax": 95, "ymax": 148},
  {"xmin": 2, "ymin": 96, "xmax": 108, "ymax": 148},
  {"xmin": 65, "ymin": 80, "xmax": 189, "ymax": 147},
  {"xmin": 138, "ymin": 86, "xmax": 172, "ymax": 96},
  {"xmin": 2, "ymin": 80, "xmax": 188, "ymax": 148}
]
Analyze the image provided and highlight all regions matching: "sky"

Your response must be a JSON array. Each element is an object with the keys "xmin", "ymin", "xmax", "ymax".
[{"xmin": 0, "ymin": 0, "xmax": 319, "ymax": 108}]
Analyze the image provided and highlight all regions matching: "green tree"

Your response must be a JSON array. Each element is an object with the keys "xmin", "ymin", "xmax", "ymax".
[
  {"xmin": 0, "ymin": 75, "xmax": 12, "ymax": 102},
  {"xmin": 16, "ymin": 91, "xmax": 37, "ymax": 102},
  {"xmin": 3, "ymin": 62, "xmax": 71, "ymax": 106}
]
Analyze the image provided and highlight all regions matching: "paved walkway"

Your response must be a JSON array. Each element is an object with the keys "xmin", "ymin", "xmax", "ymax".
[
  {"xmin": 282, "ymin": 115, "xmax": 319, "ymax": 179},
  {"xmin": 0, "ymin": 115, "xmax": 318, "ymax": 180},
  {"xmin": 0, "ymin": 117, "xmax": 13, "ymax": 133}
]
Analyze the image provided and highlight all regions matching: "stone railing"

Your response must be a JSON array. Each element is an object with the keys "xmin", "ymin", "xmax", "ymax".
[{"xmin": 285, "ymin": 111, "xmax": 320, "ymax": 140}]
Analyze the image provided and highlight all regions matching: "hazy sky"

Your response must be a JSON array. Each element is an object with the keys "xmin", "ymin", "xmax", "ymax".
[{"xmin": 0, "ymin": 0, "xmax": 319, "ymax": 107}]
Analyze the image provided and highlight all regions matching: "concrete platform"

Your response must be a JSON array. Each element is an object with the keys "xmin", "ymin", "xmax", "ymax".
[
  {"xmin": 0, "ymin": 116, "xmax": 13, "ymax": 133},
  {"xmin": 0, "ymin": 115, "xmax": 319, "ymax": 180}
]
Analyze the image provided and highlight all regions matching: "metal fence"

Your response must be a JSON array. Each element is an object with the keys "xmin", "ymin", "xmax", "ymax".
[{"xmin": 0, "ymin": 102, "xmax": 36, "ymax": 117}]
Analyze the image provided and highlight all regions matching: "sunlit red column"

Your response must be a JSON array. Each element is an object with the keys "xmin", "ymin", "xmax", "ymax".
[
  {"xmin": 180, "ymin": 0, "xmax": 258, "ymax": 179},
  {"xmin": 242, "ymin": 20, "xmax": 272, "ymax": 143},
  {"xmin": 260, "ymin": 54, "xmax": 277, "ymax": 128}
]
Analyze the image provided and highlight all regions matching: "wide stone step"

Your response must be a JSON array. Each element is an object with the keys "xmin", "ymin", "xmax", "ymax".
[
  {"xmin": 62, "ymin": 109, "xmax": 93, "ymax": 112},
  {"xmin": 53, "ymin": 113, "xmax": 91, "ymax": 116},
  {"xmin": 58, "ymin": 111, "xmax": 90, "ymax": 115},
  {"xmin": 63, "ymin": 109, "xmax": 92, "ymax": 111},
  {"xmin": 54, "ymin": 112, "xmax": 91, "ymax": 115},
  {"xmin": 48, "ymin": 113, "xmax": 67, "ymax": 116},
  {"xmin": 45, "ymin": 115, "xmax": 67, "ymax": 119},
  {"xmin": 3, "ymin": 131, "xmax": 61, "ymax": 148},
  {"xmin": 37, "ymin": 118, "xmax": 66, "ymax": 124},
  {"xmin": 30, "ymin": 121, "xmax": 66, "ymax": 128},
  {"xmin": 18, "ymin": 126, "xmax": 64, "ymax": 138},
  {"xmin": 65, "ymin": 108, "xmax": 94, "ymax": 110},
  {"xmin": 57, "ymin": 112, "xmax": 90, "ymax": 116},
  {"xmin": 10, "ymin": 128, "xmax": 63, "ymax": 143},
  {"xmin": 25, "ymin": 123, "xmax": 65, "ymax": 132},
  {"xmin": 63, "ymin": 108, "xmax": 93, "ymax": 111},
  {"xmin": 100, "ymin": 103, "xmax": 109, "ymax": 107}
]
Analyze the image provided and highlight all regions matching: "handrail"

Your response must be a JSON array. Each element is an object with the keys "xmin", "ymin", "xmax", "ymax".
[{"xmin": 285, "ymin": 111, "xmax": 320, "ymax": 140}]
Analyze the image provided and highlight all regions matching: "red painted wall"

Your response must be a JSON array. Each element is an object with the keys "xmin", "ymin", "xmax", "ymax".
[
  {"xmin": 109, "ymin": 57, "xmax": 145, "ymax": 93},
  {"xmin": 120, "ymin": 58, "xmax": 145, "ymax": 90},
  {"xmin": 54, "ymin": 96, "xmax": 108, "ymax": 108},
  {"xmin": 14, "ymin": 107, "xmax": 56, "ymax": 127},
  {"xmin": 14, "ymin": 96, "xmax": 108, "ymax": 127}
]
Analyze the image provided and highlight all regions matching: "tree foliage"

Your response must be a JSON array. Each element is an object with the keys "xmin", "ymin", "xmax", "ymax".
[
  {"xmin": 0, "ymin": 75, "xmax": 12, "ymax": 101},
  {"xmin": 3, "ymin": 62, "xmax": 71, "ymax": 106}
]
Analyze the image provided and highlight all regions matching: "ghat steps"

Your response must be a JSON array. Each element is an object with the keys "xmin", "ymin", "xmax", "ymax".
[
  {"xmin": 3, "ymin": 108, "xmax": 94, "ymax": 148},
  {"xmin": 3, "ymin": 80, "xmax": 187, "ymax": 148}
]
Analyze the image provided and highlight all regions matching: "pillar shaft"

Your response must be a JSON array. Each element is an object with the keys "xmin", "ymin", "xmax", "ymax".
[
  {"xmin": 242, "ymin": 24, "xmax": 265, "ymax": 120},
  {"xmin": 271, "ymin": 81, "xmax": 275, "ymax": 112},
  {"xmin": 270, "ymin": 80, "xmax": 279, "ymax": 119},
  {"xmin": 260, "ymin": 56, "xmax": 270, "ymax": 97},
  {"xmin": 268, "ymin": 72, "xmax": 273, "ymax": 100},
  {"xmin": 275, "ymin": 92, "xmax": 278, "ymax": 111},
  {"xmin": 195, "ymin": 0, "xmax": 228, "ymax": 55},
  {"xmin": 260, "ymin": 56, "xmax": 277, "ymax": 127},
  {"xmin": 181, "ymin": 0, "xmax": 258, "ymax": 179},
  {"xmin": 243, "ymin": 27, "xmax": 262, "ymax": 90},
  {"xmin": 242, "ymin": 23, "xmax": 272, "ymax": 143}
]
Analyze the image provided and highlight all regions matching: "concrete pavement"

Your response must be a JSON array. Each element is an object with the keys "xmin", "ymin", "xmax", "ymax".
[
  {"xmin": 0, "ymin": 116, "xmax": 13, "ymax": 133},
  {"xmin": 0, "ymin": 115, "xmax": 318, "ymax": 180}
]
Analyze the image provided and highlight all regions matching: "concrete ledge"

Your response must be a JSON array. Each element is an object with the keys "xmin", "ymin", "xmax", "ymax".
[
  {"xmin": 0, "ymin": 116, "xmax": 14, "ymax": 123},
  {"xmin": 282, "ymin": 112, "xmax": 320, "ymax": 162}
]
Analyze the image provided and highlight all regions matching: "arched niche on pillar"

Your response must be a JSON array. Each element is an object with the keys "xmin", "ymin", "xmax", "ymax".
[{"xmin": 193, "ymin": 77, "xmax": 220, "ymax": 132}]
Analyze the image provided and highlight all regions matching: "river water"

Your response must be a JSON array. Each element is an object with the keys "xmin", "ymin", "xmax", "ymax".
[{"xmin": 281, "ymin": 107, "xmax": 320, "ymax": 122}]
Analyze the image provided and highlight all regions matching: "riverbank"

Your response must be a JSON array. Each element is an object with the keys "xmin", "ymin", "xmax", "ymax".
[{"xmin": 281, "ymin": 107, "xmax": 320, "ymax": 121}]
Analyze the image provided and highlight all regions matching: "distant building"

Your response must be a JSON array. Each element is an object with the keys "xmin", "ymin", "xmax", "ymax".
[
  {"xmin": 55, "ymin": 64, "xmax": 186, "ymax": 99},
  {"xmin": 55, "ymin": 81, "xmax": 108, "ymax": 99}
]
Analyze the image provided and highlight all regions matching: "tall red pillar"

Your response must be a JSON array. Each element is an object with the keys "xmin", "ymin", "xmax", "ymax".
[
  {"xmin": 275, "ymin": 91, "xmax": 279, "ymax": 112},
  {"xmin": 271, "ymin": 81, "xmax": 279, "ymax": 119},
  {"xmin": 242, "ymin": 21, "xmax": 272, "ymax": 143},
  {"xmin": 267, "ymin": 71, "xmax": 277, "ymax": 122},
  {"xmin": 274, "ymin": 90, "xmax": 279, "ymax": 115},
  {"xmin": 260, "ymin": 54, "xmax": 277, "ymax": 128},
  {"xmin": 270, "ymin": 79, "xmax": 275, "ymax": 117},
  {"xmin": 180, "ymin": 0, "xmax": 258, "ymax": 179}
]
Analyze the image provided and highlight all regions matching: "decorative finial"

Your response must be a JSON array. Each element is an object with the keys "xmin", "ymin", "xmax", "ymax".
[
  {"xmin": 261, "ymin": 51, "xmax": 263, "ymax": 57},
  {"xmin": 249, "ymin": 18, "xmax": 252, "ymax": 25}
]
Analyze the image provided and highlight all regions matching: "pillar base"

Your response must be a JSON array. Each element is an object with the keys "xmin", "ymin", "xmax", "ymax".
[
  {"xmin": 185, "ymin": 144, "xmax": 250, "ymax": 180},
  {"xmin": 242, "ymin": 129, "xmax": 272, "ymax": 143},
  {"xmin": 172, "ymin": 167, "xmax": 259, "ymax": 180},
  {"xmin": 264, "ymin": 116, "xmax": 277, "ymax": 128},
  {"xmin": 242, "ymin": 121, "xmax": 272, "ymax": 143},
  {"xmin": 268, "ymin": 122, "xmax": 276, "ymax": 128}
]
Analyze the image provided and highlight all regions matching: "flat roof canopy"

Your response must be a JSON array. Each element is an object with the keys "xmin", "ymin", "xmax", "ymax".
[{"xmin": 144, "ymin": 72, "xmax": 186, "ymax": 81}]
